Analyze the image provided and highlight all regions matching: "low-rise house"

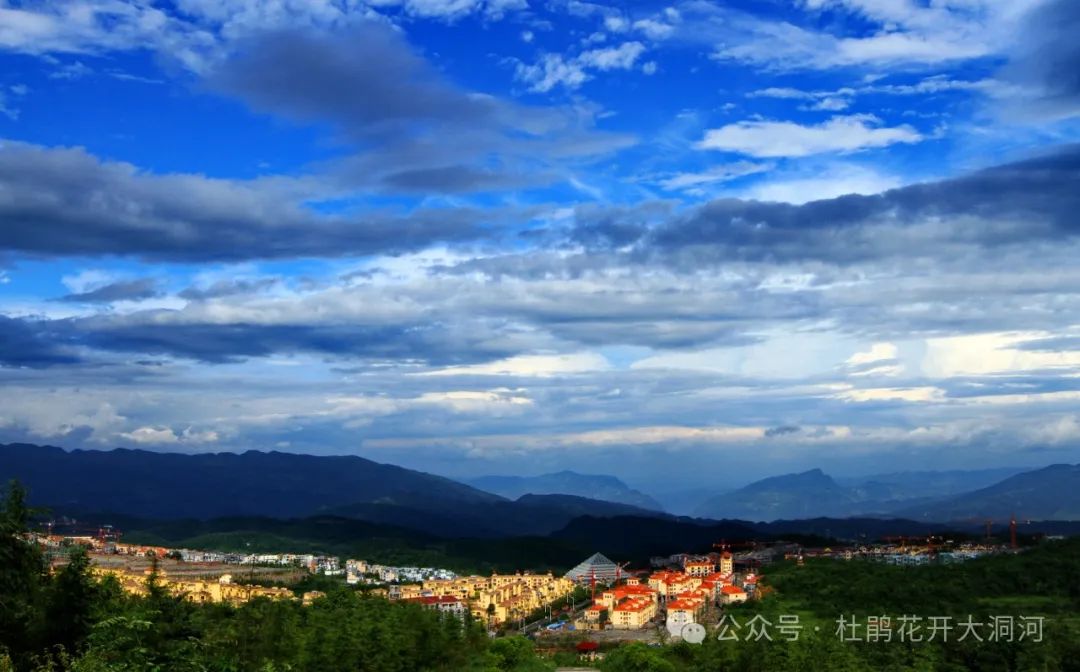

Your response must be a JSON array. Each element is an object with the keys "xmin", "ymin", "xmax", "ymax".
[
  {"xmin": 405, "ymin": 595, "xmax": 467, "ymax": 619},
  {"xmin": 720, "ymin": 584, "xmax": 747, "ymax": 604},
  {"xmin": 683, "ymin": 559, "xmax": 714, "ymax": 577},
  {"xmin": 610, "ymin": 596, "xmax": 657, "ymax": 629}
]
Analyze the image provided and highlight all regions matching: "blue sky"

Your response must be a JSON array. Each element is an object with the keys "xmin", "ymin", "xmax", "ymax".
[{"xmin": 1, "ymin": 0, "xmax": 1079, "ymax": 491}]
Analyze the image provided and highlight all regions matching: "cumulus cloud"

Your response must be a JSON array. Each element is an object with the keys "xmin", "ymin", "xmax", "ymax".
[
  {"xmin": 119, "ymin": 425, "xmax": 220, "ymax": 445},
  {"xmin": 515, "ymin": 41, "xmax": 647, "ymax": 92},
  {"xmin": 697, "ymin": 114, "xmax": 923, "ymax": 158}
]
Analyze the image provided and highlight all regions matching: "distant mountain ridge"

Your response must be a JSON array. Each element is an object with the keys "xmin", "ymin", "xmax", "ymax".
[
  {"xmin": 466, "ymin": 470, "xmax": 664, "ymax": 511},
  {"xmin": 836, "ymin": 467, "xmax": 1027, "ymax": 502},
  {"xmin": 5, "ymin": 444, "xmax": 1077, "ymax": 537},
  {"xmin": 692, "ymin": 464, "xmax": 1080, "ymax": 522},
  {"xmin": 0, "ymin": 443, "xmax": 669, "ymax": 539},
  {"xmin": 693, "ymin": 469, "xmax": 859, "ymax": 521},
  {"xmin": 0, "ymin": 442, "xmax": 504, "ymax": 519},
  {"xmin": 894, "ymin": 464, "xmax": 1080, "ymax": 521},
  {"xmin": 327, "ymin": 492, "xmax": 669, "ymax": 538}
]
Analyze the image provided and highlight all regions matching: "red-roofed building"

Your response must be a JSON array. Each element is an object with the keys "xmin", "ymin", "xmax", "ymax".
[
  {"xmin": 610, "ymin": 595, "xmax": 657, "ymax": 629},
  {"xmin": 720, "ymin": 584, "xmax": 747, "ymax": 605},
  {"xmin": 405, "ymin": 595, "xmax": 466, "ymax": 618},
  {"xmin": 648, "ymin": 571, "xmax": 702, "ymax": 599},
  {"xmin": 665, "ymin": 591, "xmax": 708, "ymax": 636}
]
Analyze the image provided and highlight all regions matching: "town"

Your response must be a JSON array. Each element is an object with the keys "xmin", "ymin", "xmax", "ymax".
[{"xmin": 29, "ymin": 526, "xmax": 1022, "ymax": 646}]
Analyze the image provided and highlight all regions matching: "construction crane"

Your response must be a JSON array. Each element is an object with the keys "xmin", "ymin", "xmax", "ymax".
[
  {"xmin": 613, "ymin": 561, "xmax": 631, "ymax": 584},
  {"xmin": 1008, "ymin": 513, "xmax": 1033, "ymax": 549}
]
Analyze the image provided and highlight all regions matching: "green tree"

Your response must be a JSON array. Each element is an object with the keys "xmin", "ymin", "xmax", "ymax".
[
  {"xmin": 600, "ymin": 643, "xmax": 677, "ymax": 672},
  {"xmin": 0, "ymin": 481, "xmax": 47, "ymax": 670},
  {"xmin": 44, "ymin": 547, "xmax": 100, "ymax": 656}
]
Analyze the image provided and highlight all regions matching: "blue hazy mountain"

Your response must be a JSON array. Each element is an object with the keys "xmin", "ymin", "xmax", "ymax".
[
  {"xmin": 692, "ymin": 469, "xmax": 860, "ymax": 521},
  {"xmin": 893, "ymin": 464, "xmax": 1080, "ymax": 521},
  {"xmin": 693, "ymin": 465, "xmax": 1079, "ymax": 522},
  {"xmin": 836, "ymin": 467, "xmax": 1028, "ymax": 502},
  {"xmin": 466, "ymin": 471, "xmax": 665, "ymax": 511}
]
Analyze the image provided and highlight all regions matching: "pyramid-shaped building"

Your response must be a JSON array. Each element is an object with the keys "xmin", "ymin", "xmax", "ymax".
[{"xmin": 564, "ymin": 552, "xmax": 619, "ymax": 582}]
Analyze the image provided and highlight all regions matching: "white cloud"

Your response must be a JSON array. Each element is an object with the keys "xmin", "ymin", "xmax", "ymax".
[
  {"xmin": 658, "ymin": 161, "xmax": 771, "ymax": 191},
  {"xmin": 697, "ymin": 114, "xmax": 923, "ymax": 157},
  {"xmin": 603, "ymin": 15, "xmax": 629, "ymax": 32},
  {"xmin": 834, "ymin": 386, "xmax": 945, "ymax": 402},
  {"xmin": 633, "ymin": 18, "xmax": 675, "ymax": 39},
  {"xmin": 120, "ymin": 426, "xmax": 179, "ymax": 444},
  {"xmin": 743, "ymin": 163, "xmax": 901, "ymax": 203},
  {"xmin": 578, "ymin": 41, "xmax": 645, "ymax": 70},
  {"xmin": 748, "ymin": 87, "xmax": 819, "ymax": 99},
  {"xmin": 0, "ymin": 390, "xmax": 126, "ymax": 441},
  {"xmin": 806, "ymin": 96, "xmax": 850, "ymax": 111},
  {"xmin": 632, "ymin": 331, "xmax": 861, "ymax": 380},
  {"xmin": 415, "ymin": 390, "xmax": 532, "ymax": 413},
  {"xmin": 61, "ymin": 269, "xmax": 117, "ymax": 294},
  {"xmin": 420, "ymin": 352, "xmax": 611, "ymax": 377},
  {"xmin": 515, "ymin": 54, "xmax": 588, "ymax": 93},
  {"xmin": 922, "ymin": 331, "xmax": 1080, "ymax": 377},
  {"xmin": 847, "ymin": 342, "xmax": 898, "ymax": 366},
  {"xmin": 119, "ymin": 425, "xmax": 219, "ymax": 445},
  {"xmin": 325, "ymin": 389, "xmax": 532, "ymax": 421},
  {"xmin": 515, "ymin": 42, "xmax": 645, "ymax": 92}
]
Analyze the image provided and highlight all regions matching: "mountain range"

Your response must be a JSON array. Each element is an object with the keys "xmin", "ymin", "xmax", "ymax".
[
  {"xmin": 0, "ymin": 443, "xmax": 501, "ymax": 519},
  {"xmin": 0, "ymin": 443, "xmax": 669, "ymax": 538},
  {"xmin": 3, "ymin": 444, "xmax": 1079, "ymax": 541},
  {"xmin": 692, "ymin": 465, "xmax": 1080, "ymax": 522},
  {"xmin": 893, "ymin": 465, "xmax": 1080, "ymax": 522},
  {"xmin": 466, "ymin": 471, "xmax": 664, "ymax": 511},
  {"xmin": 693, "ymin": 468, "xmax": 859, "ymax": 520}
]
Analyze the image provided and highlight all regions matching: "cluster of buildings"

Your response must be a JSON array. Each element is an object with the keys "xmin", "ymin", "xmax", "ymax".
[
  {"xmin": 394, "ymin": 572, "xmax": 575, "ymax": 626},
  {"xmin": 32, "ymin": 533, "xmax": 344, "ymax": 574},
  {"xmin": 33, "ymin": 533, "xmax": 168, "ymax": 559},
  {"xmin": 92, "ymin": 566, "xmax": 299, "ymax": 605},
  {"xmin": 793, "ymin": 541, "xmax": 1002, "ymax": 565},
  {"xmin": 345, "ymin": 559, "xmax": 456, "ymax": 585},
  {"xmin": 569, "ymin": 552, "xmax": 761, "ymax": 636}
]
